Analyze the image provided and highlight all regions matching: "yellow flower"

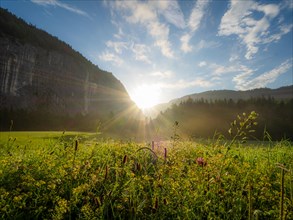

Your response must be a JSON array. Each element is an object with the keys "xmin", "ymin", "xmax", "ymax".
[
  {"xmin": 81, "ymin": 204, "xmax": 93, "ymax": 217},
  {"xmin": 13, "ymin": 195, "xmax": 22, "ymax": 203},
  {"xmin": 91, "ymin": 174, "xmax": 97, "ymax": 183},
  {"xmin": 48, "ymin": 183, "xmax": 56, "ymax": 190},
  {"xmin": 73, "ymin": 183, "xmax": 89, "ymax": 196},
  {"xmin": 55, "ymin": 198, "xmax": 68, "ymax": 214}
]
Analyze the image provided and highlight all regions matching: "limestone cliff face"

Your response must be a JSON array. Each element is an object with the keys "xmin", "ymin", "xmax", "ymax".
[{"xmin": 0, "ymin": 9, "xmax": 134, "ymax": 117}]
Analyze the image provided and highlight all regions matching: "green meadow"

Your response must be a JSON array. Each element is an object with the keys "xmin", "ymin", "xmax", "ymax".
[{"xmin": 0, "ymin": 130, "xmax": 292, "ymax": 219}]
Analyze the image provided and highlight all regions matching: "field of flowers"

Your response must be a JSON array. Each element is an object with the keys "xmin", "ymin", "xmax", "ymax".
[{"xmin": 0, "ymin": 131, "xmax": 292, "ymax": 219}]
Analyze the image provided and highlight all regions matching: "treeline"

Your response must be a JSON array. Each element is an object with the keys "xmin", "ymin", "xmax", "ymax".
[
  {"xmin": 0, "ymin": 108, "xmax": 142, "ymax": 139},
  {"xmin": 148, "ymin": 97, "xmax": 293, "ymax": 141},
  {"xmin": 1, "ymin": 97, "xmax": 292, "ymax": 141}
]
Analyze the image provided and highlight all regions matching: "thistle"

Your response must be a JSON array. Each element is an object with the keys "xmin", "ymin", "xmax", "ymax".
[{"xmin": 196, "ymin": 157, "xmax": 207, "ymax": 167}]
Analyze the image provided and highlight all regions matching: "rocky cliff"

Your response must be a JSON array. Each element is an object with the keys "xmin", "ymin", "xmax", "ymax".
[{"xmin": 0, "ymin": 8, "xmax": 135, "ymax": 118}]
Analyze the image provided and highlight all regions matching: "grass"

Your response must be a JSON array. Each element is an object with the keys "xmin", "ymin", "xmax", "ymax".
[{"xmin": 0, "ymin": 131, "xmax": 292, "ymax": 219}]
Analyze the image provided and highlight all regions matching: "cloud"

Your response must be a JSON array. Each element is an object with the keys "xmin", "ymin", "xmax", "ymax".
[
  {"xmin": 219, "ymin": 0, "xmax": 292, "ymax": 59},
  {"xmin": 233, "ymin": 59, "xmax": 292, "ymax": 90},
  {"xmin": 180, "ymin": 0, "xmax": 210, "ymax": 53},
  {"xmin": 106, "ymin": 41, "xmax": 128, "ymax": 54},
  {"xmin": 180, "ymin": 33, "xmax": 193, "ymax": 53},
  {"xmin": 198, "ymin": 61, "xmax": 207, "ymax": 67},
  {"xmin": 261, "ymin": 24, "xmax": 293, "ymax": 44},
  {"xmin": 153, "ymin": 1, "xmax": 186, "ymax": 29},
  {"xmin": 31, "ymin": 0, "xmax": 89, "ymax": 17},
  {"xmin": 201, "ymin": 61, "xmax": 254, "ymax": 82},
  {"xmin": 213, "ymin": 65, "xmax": 237, "ymax": 75},
  {"xmin": 131, "ymin": 44, "xmax": 151, "ymax": 64},
  {"xmin": 229, "ymin": 54, "xmax": 239, "ymax": 62},
  {"xmin": 147, "ymin": 21, "xmax": 174, "ymax": 58},
  {"xmin": 114, "ymin": 27, "xmax": 124, "ymax": 39},
  {"xmin": 196, "ymin": 40, "xmax": 220, "ymax": 52},
  {"xmin": 103, "ymin": 40, "xmax": 151, "ymax": 64},
  {"xmin": 283, "ymin": 0, "xmax": 293, "ymax": 9},
  {"xmin": 150, "ymin": 70, "xmax": 173, "ymax": 79},
  {"xmin": 110, "ymin": 1, "xmax": 174, "ymax": 58},
  {"xmin": 213, "ymin": 64, "xmax": 253, "ymax": 76},
  {"xmin": 157, "ymin": 78, "xmax": 213, "ymax": 90},
  {"xmin": 98, "ymin": 51, "xmax": 123, "ymax": 66},
  {"xmin": 188, "ymin": 0, "xmax": 210, "ymax": 32}
]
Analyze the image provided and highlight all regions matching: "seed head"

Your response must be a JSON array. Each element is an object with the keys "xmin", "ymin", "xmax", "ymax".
[
  {"xmin": 164, "ymin": 148, "xmax": 167, "ymax": 161},
  {"xmin": 122, "ymin": 155, "xmax": 127, "ymax": 164},
  {"xmin": 74, "ymin": 140, "xmax": 78, "ymax": 151}
]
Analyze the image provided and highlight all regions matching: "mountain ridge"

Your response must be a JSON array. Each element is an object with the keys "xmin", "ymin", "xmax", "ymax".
[
  {"xmin": 0, "ymin": 8, "xmax": 141, "ymax": 132},
  {"xmin": 145, "ymin": 85, "xmax": 293, "ymax": 118}
]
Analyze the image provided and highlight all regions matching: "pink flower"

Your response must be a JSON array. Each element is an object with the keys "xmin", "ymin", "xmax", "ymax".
[{"xmin": 196, "ymin": 157, "xmax": 207, "ymax": 167}]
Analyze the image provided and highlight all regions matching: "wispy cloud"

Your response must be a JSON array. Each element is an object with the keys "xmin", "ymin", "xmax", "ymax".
[
  {"xmin": 180, "ymin": 33, "xmax": 193, "ymax": 53},
  {"xmin": 131, "ymin": 43, "xmax": 151, "ymax": 64},
  {"xmin": 229, "ymin": 54, "xmax": 239, "ymax": 62},
  {"xmin": 153, "ymin": 1, "xmax": 185, "ymax": 29},
  {"xmin": 199, "ymin": 61, "xmax": 256, "ymax": 87},
  {"xmin": 181, "ymin": 38, "xmax": 219, "ymax": 54},
  {"xmin": 157, "ymin": 78, "xmax": 213, "ymax": 90},
  {"xmin": 233, "ymin": 59, "xmax": 292, "ymax": 90},
  {"xmin": 113, "ymin": 27, "xmax": 124, "ymax": 39},
  {"xmin": 31, "ymin": 0, "xmax": 89, "ymax": 17},
  {"xmin": 188, "ymin": 1, "xmax": 210, "ymax": 33},
  {"xmin": 98, "ymin": 51, "xmax": 123, "ymax": 66},
  {"xmin": 101, "ymin": 39, "xmax": 151, "ymax": 64},
  {"xmin": 195, "ymin": 40, "xmax": 220, "ymax": 52},
  {"xmin": 200, "ymin": 61, "xmax": 254, "ymax": 78},
  {"xmin": 212, "ymin": 64, "xmax": 254, "ymax": 77},
  {"xmin": 218, "ymin": 0, "xmax": 292, "ymax": 59},
  {"xmin": 106, "ymin": 41, "xmax": 128, "ymax": 54},
  {"xmin": 110, "ymin": 1, "xmax": 174, "ymax": 58},
  {"xmin": 150, "ymin": 70, "xmax": 173, "ymax": 79},
  {"xmin": 180, "ymin": 0, "xmax": 210, "ymax": 53},
  {"xmin": 198, "ymin": 61, "xmax": 207, "ymax": 67}
]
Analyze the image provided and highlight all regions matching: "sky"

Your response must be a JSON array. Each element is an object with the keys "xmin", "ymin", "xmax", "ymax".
[{"xmin": 1, "ymin": 0, "xmax": 293, "ymax": 109}]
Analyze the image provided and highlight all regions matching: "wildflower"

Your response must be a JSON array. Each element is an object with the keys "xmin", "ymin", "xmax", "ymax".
[
  {"xmin": 13, "ymin": 195, "xmax": 22, "ymax": 203},
  {"xmin": 55, "ymin": 198, "xmax": 68, "ymax": 216},
  {"xmin": 196, "ymin": 157, "xmax": 207, "ymax": 167}
]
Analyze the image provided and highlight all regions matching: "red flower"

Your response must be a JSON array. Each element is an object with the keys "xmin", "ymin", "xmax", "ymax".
[{"xmin": 196, "ymin": 157, "xmax": 207, "ymax": 167}]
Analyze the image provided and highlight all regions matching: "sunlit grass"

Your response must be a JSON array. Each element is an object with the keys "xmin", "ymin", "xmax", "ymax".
[{"xmin": 0, "ymin": 132, "xmax": 292, "ymax": 219}]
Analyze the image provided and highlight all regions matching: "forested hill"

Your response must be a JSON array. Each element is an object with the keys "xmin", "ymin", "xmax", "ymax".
[
  {"xmin": 146, "ymin": 86, "xmax": 293, "ymax": 118},
  {"xmin": 146, "ymin": 86, "xmax": 293, "ymax": 141},
  {"xmin": 147, "ymin": 97, "xmax": 293, "ymax": 141},
  {"xmin": 0, "ymin": 8, "xmax": 142, "ymax": 133}
]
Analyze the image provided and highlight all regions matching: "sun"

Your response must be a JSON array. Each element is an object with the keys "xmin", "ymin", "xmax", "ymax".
[{"xmin": 131, "ymin": 84, "xmax": 161, "ymax": 110}]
